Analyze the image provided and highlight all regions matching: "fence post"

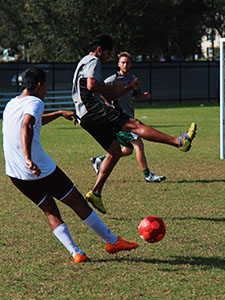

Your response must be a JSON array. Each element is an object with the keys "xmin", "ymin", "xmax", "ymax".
[
  {"xmin": 16, "ymin": 62, "xmax": 19, "ymax": 93},
  {"xmin": 208, "ymin": 60, "xmax": 210, "ymax": 103},
  {"xmin": 179, "ymin": 62, "xmax": 182, "ymax": 105},
  {"xmin": 52, "ymin": 62, "xmax": 55, "ymax": 91},
  {"xmin": 149, "ymin": 61, "xmax": 152, "ymax": 105}
]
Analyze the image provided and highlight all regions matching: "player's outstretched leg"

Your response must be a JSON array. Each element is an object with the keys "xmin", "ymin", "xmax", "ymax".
[
  {"xmin": 62, "ymin": 188, "xmax": 139, "ymax": 261},
  {"xmin": 122, "ymin": 119, "xmax": 197, "ymax": 152}
]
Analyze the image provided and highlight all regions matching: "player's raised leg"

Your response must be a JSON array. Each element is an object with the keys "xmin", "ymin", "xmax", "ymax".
[{"xmin": 122, "ymin": 119, "xmax": 197, "ymax": 152}]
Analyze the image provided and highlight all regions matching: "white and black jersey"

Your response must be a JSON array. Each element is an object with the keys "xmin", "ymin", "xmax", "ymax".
[
  {"xmin": 71, "ymin": 54, "xmax": 130, "ymax": 150},
  {"xmin": 72, "ymin": 54, "xmax": 105, "ymax": 120}
]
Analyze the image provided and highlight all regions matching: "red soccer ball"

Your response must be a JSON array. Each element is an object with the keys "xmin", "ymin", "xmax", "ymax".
[{"xmin": 138, "ymin": 216, "xmax": 166, "ymax": 243}]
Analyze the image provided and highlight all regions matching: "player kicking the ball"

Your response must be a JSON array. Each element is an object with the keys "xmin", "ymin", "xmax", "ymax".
[
  {"xmin": 72, "ymin": 34, "xmax": 197, "ymax": 215},
  {"xmin": 90, "ymin": 51, "xmax": 166, "ymax": 183},
  {"xmin": 2, "ymin": 68, "xmax": 139, "ymax": 264}
]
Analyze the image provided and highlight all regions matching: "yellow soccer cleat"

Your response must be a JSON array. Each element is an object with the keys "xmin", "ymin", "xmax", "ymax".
[
  {"xmin": 86, "ymin": 190, "xmax": 106, "ymax": 214},
  {"xmin": 179, "ymin": 122, "xmax": 197, "ymax": 152}
]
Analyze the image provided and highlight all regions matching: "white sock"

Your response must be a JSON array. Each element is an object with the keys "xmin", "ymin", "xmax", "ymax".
[
  {"xmin": 83, "ymin": 211, "xmax": 118, "ymax": 245},
  {"xmin": 53, "ymin": 223, "xmax": 84, "ymax": 257}
]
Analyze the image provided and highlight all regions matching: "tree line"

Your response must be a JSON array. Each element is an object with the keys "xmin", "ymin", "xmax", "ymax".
[{"xmin": 0, "ymin": 0, "xmax": 224, "ymax": 62}]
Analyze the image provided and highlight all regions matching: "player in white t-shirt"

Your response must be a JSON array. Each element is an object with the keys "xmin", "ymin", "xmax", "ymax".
[{"xmin": 2, "ymin": 68, "xmax": 139, "ymax": 264}]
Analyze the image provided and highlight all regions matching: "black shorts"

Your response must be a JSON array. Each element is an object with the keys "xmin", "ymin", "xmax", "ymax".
[
  {"xmin": 10, "ymin": 166, "xmax": 74, "ymax": 206},
  {"xmin": 80, "ymin": 105, "xmax": 130, "ymax": 150}
]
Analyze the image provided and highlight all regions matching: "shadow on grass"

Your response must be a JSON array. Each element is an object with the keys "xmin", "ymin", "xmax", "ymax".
[
  {"xmin": 110, "ymin": 179, "xmax": 225, "ymax": 184},
  {"xmin": 90, "ymin": 255, "xmax": 225, "ymax": 270},
  {"xmin": 177, "ymin": 179, "xmax": 225, "ymax": 184},
  {"xmin": 170, "ymin": 216, "xmax": 225, "ymax": 222}
]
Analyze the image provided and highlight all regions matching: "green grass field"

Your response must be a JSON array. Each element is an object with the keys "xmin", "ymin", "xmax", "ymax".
[{"xmin": 0, "ymin": 105, "xmax": 224, "ymax": 300}]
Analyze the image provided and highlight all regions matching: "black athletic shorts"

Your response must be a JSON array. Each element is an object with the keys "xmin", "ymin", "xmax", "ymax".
[
  {"xmin": 10, "ymin": 166, "xmax": 74, "ymax": 206},
  {"xmin": 80, "ymin": 105, "xmax": 130, "ymax": 150}
]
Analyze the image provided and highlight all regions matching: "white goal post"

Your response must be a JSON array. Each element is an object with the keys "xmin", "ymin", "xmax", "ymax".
[{"xmin": 220, "ymin": 38, "xmax": 225, "ymax": 159}]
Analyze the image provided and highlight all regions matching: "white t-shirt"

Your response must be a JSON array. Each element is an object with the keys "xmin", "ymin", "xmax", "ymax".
[{"xmin": 2, "ymin": 95, "xmax": 56, "ymax": 180}]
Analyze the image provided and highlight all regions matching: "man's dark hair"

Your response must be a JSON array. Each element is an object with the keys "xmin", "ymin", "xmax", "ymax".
[
  {"xmin": 89, "ymin": 34, "xmax": 113, "ymax": 52},
  {"xmin": 21, "ymin": 68, "xmax": 46, "ymax": 91}
]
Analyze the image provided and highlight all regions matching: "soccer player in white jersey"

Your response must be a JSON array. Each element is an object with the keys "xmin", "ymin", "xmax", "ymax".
[
  {"xmin": 72, "ymin": 34, "xmax": 197, "ymax": 215},
  {"xmin": 91, "ymin": 51, "xmax": 166, "ymax": 183},
  {"xmin": 2, "ymin": 67, "xmax": 139, "ymax": 264}
]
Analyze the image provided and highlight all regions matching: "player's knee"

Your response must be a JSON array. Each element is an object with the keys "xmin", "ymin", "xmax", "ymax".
[
  {"xmin": 108, "ymin": 149, "xmax": 122, "ymax": 160},
  {"xmin": 123, "ymin": 118, "xmax": 143, "ymax": 131},
  {"xmin": 123, "ymin": 147, "xmax": 133, "ymax": 156},
  {"xmin": 108, "ymin": 141, "xmax": 122, "ymax": 159}
]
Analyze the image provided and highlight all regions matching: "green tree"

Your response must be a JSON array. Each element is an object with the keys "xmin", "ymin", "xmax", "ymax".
[
  {"xmin": 0, "ymin": 0, "xmax": 224, "ymax": 62},
  {"xmin": 0, "ymin": 0, "xmax": 26, "ymax": 50}
]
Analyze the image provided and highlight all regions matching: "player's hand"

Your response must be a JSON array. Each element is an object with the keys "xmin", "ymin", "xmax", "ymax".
[
  {"xmin": 61, "ymin": 111, "xmax": 78, "ymax": 126},
  {"xmin": 131, "ymin": 78, "xmax": 141, "ymax": 90},
  {"xmin": 25, "ymin": 158, "xmax": 41, "ymax": 177}
]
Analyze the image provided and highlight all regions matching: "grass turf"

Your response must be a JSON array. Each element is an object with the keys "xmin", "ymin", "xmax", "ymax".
[{"xmin": 0, "ymin": 105, "xmax": 224, "ymax": 300}]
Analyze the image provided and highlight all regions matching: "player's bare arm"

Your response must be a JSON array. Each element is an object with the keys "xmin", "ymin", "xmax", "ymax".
[
  {"xmin": 42, "ymin": 110, "xmax": 78, "ymax": 125},
  {"xmin": 133, "ymin": 91, "xmax": 151, "ymax": 101},
  {"xmin": 21, "ymin": 113, "xmax": 41, "ymax": 177},
  {"xmin": 87, "ymin": 77, "xmax": 141, "ymax": 101}
]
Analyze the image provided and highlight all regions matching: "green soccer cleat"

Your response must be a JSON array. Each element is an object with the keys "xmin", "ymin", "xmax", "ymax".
[
  {"xmin": 86, "ymin": 190, "xmax": 106, "ymax": 214},
  {"xmin": 179, "ymin": 122, "xmax": 197, "ymax": 152}
]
